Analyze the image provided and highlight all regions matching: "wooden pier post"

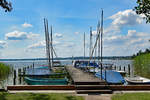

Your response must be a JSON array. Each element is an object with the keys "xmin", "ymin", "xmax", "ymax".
[
  {"xmin": 18, "ymin": 68, "xmax": 22, "ymax": 84},
  {"xmin": 124, "ymin": 66, "xmax": 125, "ymax": 72},
  {"xmin": 33, "ymin": 63, "xmax": 34, "ymax": 69},
  {"xmin": 128, "ymin": 64, "xmax": 130, "ymax": 76},
  {"xmin": 114, "ymin": 66, "xmax": 116, "ymax": 70},
  {"xmin": 13, "ymin": 70, "xmax": 16, "ymax": 85},
  {"xmin": 23, "ymin": 68, "xmax": 25, "ymax": 75},
  {"xmin": 119, "ymin": 66, "xmax": 121, "ymax": 71},
  {"xmin": 18, "ymin": 68, "xmax": 21, "ymax": 76}
]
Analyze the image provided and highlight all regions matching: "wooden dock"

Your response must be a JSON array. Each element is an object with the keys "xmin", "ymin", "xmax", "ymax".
[
  {"xmin": 66, "ymin": 66, "xmax": 106, "ymax": 85},
  {"xmin": 7, "ymin": 85, "xmax": 75, "ymax": 90}
]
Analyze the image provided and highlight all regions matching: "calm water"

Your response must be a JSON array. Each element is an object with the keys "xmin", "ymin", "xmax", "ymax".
[{"xmin": 0, "ymin": 59, "xmax": 133, "ymax": 88}]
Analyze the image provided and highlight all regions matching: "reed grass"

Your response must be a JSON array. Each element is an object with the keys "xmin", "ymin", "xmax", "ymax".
[
  {"xmin": 0, "ymin": 63, "xmax": 11, "ymax": 80},
  {"xmin": 133, "ymin": 53, "xmax": 150, "ymax": 78}
]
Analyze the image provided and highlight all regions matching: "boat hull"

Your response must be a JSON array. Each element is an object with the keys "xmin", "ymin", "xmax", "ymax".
[
  {"xmin": 125, "ymin": 77, "xmax": 150, "ymax": 85},
  {"xmin": 24, "ymin": 77, "xmax": 68, "ymax": 85}
]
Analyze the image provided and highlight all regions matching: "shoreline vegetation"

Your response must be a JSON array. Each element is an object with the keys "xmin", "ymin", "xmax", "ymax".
[
  {"xmin": 0, "ymin": 63, "xmax": 11, "ymax": 80},
  {"xmin": 133, "ymin": 49, "xmax": 150, "ymax": 78}
]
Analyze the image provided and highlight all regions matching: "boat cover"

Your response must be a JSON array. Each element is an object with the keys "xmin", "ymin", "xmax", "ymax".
[
  {"xmin": 25, "ymin": 67, "xmax": 51, "ymax": 75},
  {"xmin": 95, "ymin": 70, "xmax": 125, "ymax": 84}
]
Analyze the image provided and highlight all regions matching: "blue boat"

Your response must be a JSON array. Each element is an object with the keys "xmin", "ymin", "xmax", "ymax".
[
  {"xmin": 73, "ymin": 60, "xmax": 99, "ymax": 68},
  {"xmin": 95, "ymin": 70, "xmax": 125, "ymax": 84},
  {"xmin": 25, "ymin": 67, "xmax": 51, "ymax": 76},
  {"xmin": 24, "ymin": 66, "xmax": 68, "ymax": 85},
  {"xmin": 24, "ymin": 77, "xmax": 68, "ymax": 85}
]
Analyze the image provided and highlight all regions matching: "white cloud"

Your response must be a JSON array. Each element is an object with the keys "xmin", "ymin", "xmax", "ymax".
[
  {"xmin": 92, "ymin": 31, "xmax": 97, "ymax": 36},
  {"xmin": 27, "ymin": 41, "xmax": 45, "ymax": 49},
  {"xmin": 54, "ymin": 33, "xmax": 63, "ymax": 38},
  {"xmin": 109, "ymin": 9, "xmax": 143, "ymax": 28},
  {"xmin": 105, "ymin": 9, "xmax": 144, "ymax": 36},
  {"xmin": 27, "ymin": 40, "xmax": 61, "ymax": 50},
  {"xmin": 22, "ymin": 22, "xmax": 33, "ymax": 28},
  {"xmin": 5, "ymin": 31, "xmax": 28, "ymax": 40},
  {"xmin": 28, "ymin": 32, "xmax": 40, "ymax": 39},
  {"xmin": 62, "ymin": 42, "xmax": 75, "ymax": 48},
  {"xmin": 0, "ymin": 41, "xmax": 6, "ymax": 49},
  {"xmin": 103, "ymin": 30, "xmax": 150, "ymax": 56},
  {"xmin": 75, "ymin": 32, "xmax": 79, "ymax": 34},
  {"xmin": 5, "ymin": 30, "xmax": 39, "ymax": 40}
]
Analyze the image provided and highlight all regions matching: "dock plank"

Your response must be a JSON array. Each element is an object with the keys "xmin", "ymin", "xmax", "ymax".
[{"xmin": 66, "ymin": 66, "xmax": 106, "ymax": 85}]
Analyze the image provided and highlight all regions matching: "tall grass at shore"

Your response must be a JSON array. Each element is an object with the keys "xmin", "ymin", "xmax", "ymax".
[
  {"xmin": 133, "ymin": 53, "xmax": 150, "ymax": 78},
  {"xmin": 0, "ymin": 63, "xmax": 11, "ymax": 80}
]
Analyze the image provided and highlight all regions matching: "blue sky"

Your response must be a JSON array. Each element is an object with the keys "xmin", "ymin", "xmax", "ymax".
[{"xmin": 0, "ymin": 0, "xmax": 150, "ymax": 58}]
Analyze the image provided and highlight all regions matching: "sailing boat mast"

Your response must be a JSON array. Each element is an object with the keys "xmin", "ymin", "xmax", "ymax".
[
  {"xmin": 100, "ymin": 9, "xmax": 103, "ymax": 80},
  {"xmin": 50, "ymin": 26, "xmax": 54, "ymax": 67},
  {"xmin": 97, "ymin": 20, "xmax": 100, "ymax": 65},
  {"xmin": 44, "ymin": 18, "xmax": 51, "ymax": 70},
  {"xmin": 89, "ymin": 27, "xmax": 92, "ymax": 59},
  {"xmin": 84, "ymin": 32, "xmax": 85, "ymax": 59}
]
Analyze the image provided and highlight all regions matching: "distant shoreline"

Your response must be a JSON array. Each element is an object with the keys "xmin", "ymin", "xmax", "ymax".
[{"xmin": 0, "ymin": 56, "xmax": 132, "ymax": 61}]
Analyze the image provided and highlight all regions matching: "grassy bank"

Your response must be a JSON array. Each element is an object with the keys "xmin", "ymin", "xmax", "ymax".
[
  {"xmin": 133, "ymin": 53, "xmax": 150, "ymax": 78},
  {"xmin": 0, "ymin": 63, "xmax": 11, "ymax": 80},
  {"xmin": 0, "ymin": 93, "xmax": 84, "ymax": 100},
  {"xmin": 112, "ymin": 93, "xmax": 150, "ymax": 100}
]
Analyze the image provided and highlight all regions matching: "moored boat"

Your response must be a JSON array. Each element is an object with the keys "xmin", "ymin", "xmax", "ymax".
[
  {"xmin": 125, "ymin": 76, "xmax": 150, "ymax": 85},
  {"xmin": 24, "ymin": 77, "xmax": 68, "ymax": 85},
  {"xmin": 95, "ymin": 70, "xmax": 125, "ymax": 84}
]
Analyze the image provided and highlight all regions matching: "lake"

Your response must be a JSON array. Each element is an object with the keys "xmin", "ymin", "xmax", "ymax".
[{"xmin": 0, "ymin": 59, "xmax": 133, "ymax": 88}]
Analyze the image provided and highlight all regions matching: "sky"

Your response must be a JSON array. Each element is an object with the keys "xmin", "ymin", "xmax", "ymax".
[{"xmin": 0, "ymin": 0, "xmax": 150, "ymax": 59}]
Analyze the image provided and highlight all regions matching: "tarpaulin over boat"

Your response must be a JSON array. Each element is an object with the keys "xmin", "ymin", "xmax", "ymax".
[
  {"xmin": 25, "ymin": 67, "xmax": 51, "ymax": 75},
  {"xmin": 74, "ymin": 60, "xmax": 99, "ymax": 68},
  {"xmin": 95, "ymin": 70, "xmax": 125, "ymax": 84}
]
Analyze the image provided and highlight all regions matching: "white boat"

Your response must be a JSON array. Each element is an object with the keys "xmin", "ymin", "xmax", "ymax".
[{"xmin": 125, "ymin": 76, "xmax": 150, "ymax": 84}]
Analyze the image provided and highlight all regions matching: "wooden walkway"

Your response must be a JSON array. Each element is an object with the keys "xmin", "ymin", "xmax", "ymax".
[{"xmin": 66, "ymin": 66, "xmax": 106, "ymax": 85}]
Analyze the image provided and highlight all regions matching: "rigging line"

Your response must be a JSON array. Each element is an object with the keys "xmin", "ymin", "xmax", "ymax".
[
  {"xmin": 89, "ymin": 21, "xmax": 101, "ymax": 60},
  {"xmin": 50, "ymin": 25, "xmax": 54, "ymax": 67},
  {"xmin": 52, "ymin": 46, "xmax": 58, "ymax": 58}
]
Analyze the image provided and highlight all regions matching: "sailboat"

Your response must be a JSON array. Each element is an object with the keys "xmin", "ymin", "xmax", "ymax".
[
  {"xmin": 24, "ymin": 18, "xmax": 68, "ymax": 85},
  {"xmin": 92, "ymin": 10, "xmax": 125, "ymax": 84}
]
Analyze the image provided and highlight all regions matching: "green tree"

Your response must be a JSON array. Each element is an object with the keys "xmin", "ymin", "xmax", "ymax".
[
  {"xmin": 0, "ymin": 0, "xmax": 12, "ymax": 12},
  {"xmin": 135, "ymin": 0, "xmax": 150, "ymax": 23}
]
